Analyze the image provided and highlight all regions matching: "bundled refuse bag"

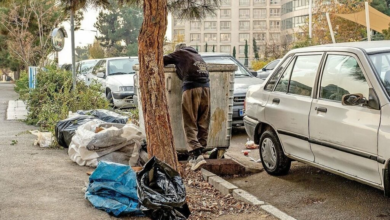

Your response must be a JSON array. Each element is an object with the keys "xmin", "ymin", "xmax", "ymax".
[
  {"xmin": 77, "ymin": 109, "xmax": 129, "ymax": 124},
  {"xmin": 55, "ymin": 115, "xmax": 97, "ymax": 148},
  {"xmin": 68, "ymin": 120, "xmax": 144, "ymax": 167},
  {"xmin": 137, "ymin": 157, "xmax": 191, "ymax": 220},
  {"xmin": 85, "ymin": 161, "xmax": 144, "ymax": 217},
  {"xmin": 55, "ymin": 109, "xmax": 129, "ymax": 148}
]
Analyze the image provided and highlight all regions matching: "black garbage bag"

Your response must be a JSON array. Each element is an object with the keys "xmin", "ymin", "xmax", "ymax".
[
  {"xmin": 55, "ymin": 115, "xmax": 98, "ymax": 148},
  {"xmin": 77, "ymin": 109, "xmax": 129, "ymax": 124},
  {"xmin": 137, "ymin": 157, "xmax": 191, "ymax": 220}
]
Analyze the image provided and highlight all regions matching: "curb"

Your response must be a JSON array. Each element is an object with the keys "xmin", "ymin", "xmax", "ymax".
[{"xmin": 201, "ymin": 168, "xmax": 297, "ymax": 220}]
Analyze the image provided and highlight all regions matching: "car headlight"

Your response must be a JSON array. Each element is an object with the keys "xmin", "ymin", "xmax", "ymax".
[{"xmin": 119, "ymin": 86, "xmax": 134, "ymax": 92}]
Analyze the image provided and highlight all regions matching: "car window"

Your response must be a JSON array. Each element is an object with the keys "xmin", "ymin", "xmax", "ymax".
[
  {"xmin": 274, "ymin": 58, "xmax": 295, "ymax": 93},
  {"xmin": 369, "ymin": 52, "xmax": 390, "ymax": 95},
  {"xmin": 265, "ymin": 57, "xmax": 292, "ymax": 91},
  {"xmin": 108, "ymin": 59, "xmax": 138, "ymax": 75},
  {"xmin": 202, "ymin": 56, "xmax": 252, "ymax": 77},
  {"xmin": 288, "ymin": 55, "xmax": 322, "ymax": 97},
  {"xmin": 92, "ymin": 60, "xmax": 106, "ymax": 75},
  {"xmin": 320, "ymin": 55, "xmax": 369, "ymax": 102},
  {"xmin": 266, "ymin": 60, "xmax": 279, "ymax": 70},
  {"xmin": 81, "ymin": 60, "xmax": 99, "ymax": 75}
]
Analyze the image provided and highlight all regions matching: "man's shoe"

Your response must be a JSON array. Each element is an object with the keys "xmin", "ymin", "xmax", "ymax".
[{"xmin": 191, "ymin": 155, "xmax": 207, "ymax": 171}]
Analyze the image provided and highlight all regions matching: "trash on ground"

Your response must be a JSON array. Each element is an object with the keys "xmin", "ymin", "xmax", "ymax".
[
  {"xmin": 30, "ymin": 130, "xmax": 53, "ymax": 148},
  {"xmin": 85, "ymin": 161, "xmax": 144, "ymax": 217},
  {"xmin": 249, "ymin": 157, "xmax": 261, "ymax": 163},
  {"xmin": 241, "ymin": 150, "xmax": 251, "ymax": 156},
  {"xmin": 137, "ymin": 157, "xmax": 191, "ymax": 220},
  {"xmin": 68, "ymin": 120, "xmax": 145, "ymax": 167},
  {"xmin": 76, "ymin": 109, "xmax": 129, "ymax": 124},
  {"xmin": 245, "ymin": 138, "xmax": 259, "ymax": 149},
  {"xmin": 56, "ymin": 109, "xmax": 129, "ymax": 148}
]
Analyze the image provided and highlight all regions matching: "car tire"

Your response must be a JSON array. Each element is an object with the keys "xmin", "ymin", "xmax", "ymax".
[
  {"xmin": 259, "ymin": 130, "xmax": 291, "ymax": 175},
  {"xmin": 106, "ymin": 90, "xmax": 114, "ymax": 105}
]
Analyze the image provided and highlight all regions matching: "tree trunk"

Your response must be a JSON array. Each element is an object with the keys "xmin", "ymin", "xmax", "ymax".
[{"xmin": 138, "ymin": 0, "xmax": 179, "ymax": 171}]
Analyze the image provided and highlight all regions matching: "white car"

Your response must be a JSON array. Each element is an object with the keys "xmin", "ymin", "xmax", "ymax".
[
  {"xmin": 244, "ymin": 41, "xmax": 390, "ymax": 196},
  {"xmin": 76, "ymin": 59, "xmax": 100, "ymax": 82},
  {"xmin": 86, "ymin": 57, "xmax": 138, "ymax": 108}
]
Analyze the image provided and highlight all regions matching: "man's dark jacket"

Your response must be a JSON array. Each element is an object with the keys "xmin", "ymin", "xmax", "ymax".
[{"xmin": 163, "ymin": 47, "xmax": 210, "ymax": 91}]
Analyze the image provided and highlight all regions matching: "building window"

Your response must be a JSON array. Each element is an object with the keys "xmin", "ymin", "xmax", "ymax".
[
  {"xmin": 253, "ymin": 0, "xmax": 266, "ymax": 6},
  {"xmin": 294, "ymin": 0, "xmax": 310, "ymax": 9},
  {"xmin": 239, "ymin": 33, "xmax": 250, "ymax": 42},
  {"xmin": 221, "ymin": 21, "xmax": 231, "ymax": 30},
  {"xmin": 270, "ymin": 8, "xmax": 280, "ymax": 17},
  {"xmin": 191, "ymin": 45, "xmax": 201, "ymax": 51},
  {"xmin": 173, "ymin": 19, "xmax": 185, "ymax": 27},
  {"xmin": 239, "ymin": 21, "xmax": 250, "ymax": 30},
  {"xmin": 221, "ymin": 0, "xmax": 231, "ymax": 6},
  {"xmin": 270, "ymin": 21, "xmax": 280, "ymax": 30},
  {"xmin": 190, "ymin": 21, "xmax": 201, "ymax": 30},
  {"xmin": 221, "ymin": 9, "xmax": 231, "ymax": 19},
  {"xmin": 282, "ymin": 1, "xmax": 293, "ymax": 15},
  {"xmin": 239, "ymin": 45, "xmax": 246, "ymax": 54},
  {"xmin": 270, "ymin": 33, "xmax": 281, "ymax": 42},
  {"xmin": 253, "ymin": 20, "xmax": 267, "ymax": 30},
  {"xmin": 190, "ymin": 33, "xmax": 200, "ymax": 42},
  {"xmin": 204, "ymin": 21, "xmax": 217, "ymax": 30},
  {"xmin": 270, "ymin": 0, "xmax": 280, "ymax": 5},
  {"xmin": 173, "ymin": 29, "xmax": 185, "ymax": 39},
  {"xmin": 221, "ymin": 45, "xmax": 231, "ymax": 53},
  {"xmin": 253, "ymin": 9, "xmax": 267, "ymax": 19},
  {"xmin": 254, "ymin": 33, "xmax": 266, "ymax": 41},
  {"xmin": 239, "ymin": 9, "xmax": 250, "ymax": 19},
  {"xmin": 206, "ymin": 12, "xmax": 217, "ymax": 19},
  {"xmin": 207, "ymin": 45, "xmax": 216, "ymax": 52},
  {"xmin": 257, "ymin": 45, "xmax": 265, "ymax": 52},
  {"xmin": 220, "ymin": 33, "xmax": 231, "ymax": 42},
  {"xmin": 239, "ymin": 0, "xmax": 250, "ymax": 6},
  {"xmin": 204, "ymin": 33, "xmax": 217, "ymax": 42}
]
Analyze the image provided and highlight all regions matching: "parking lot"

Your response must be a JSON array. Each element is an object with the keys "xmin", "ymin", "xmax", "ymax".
[{"xmin": 228, "ymin": 128, "xmax": 390, "ymax": 220}]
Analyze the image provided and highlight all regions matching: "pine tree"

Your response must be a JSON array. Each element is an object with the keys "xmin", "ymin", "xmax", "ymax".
[
  {"xmin": 205, "ymin": 42, "xmax": 208, "ymax": 52},
  {"xmin": 212, "ymin": 45, "xmax": 215, "ymax": 52},
  {"xmin": 233, "ymin": 46, "xmax": 236, "ymax": 58},
  {"xmin": 253, "ymin": 38, "xmax": 259, "ymax": 60},
  {"xmin": 244, "ymin": 40, "xmax": 249, "ymax": 67}
]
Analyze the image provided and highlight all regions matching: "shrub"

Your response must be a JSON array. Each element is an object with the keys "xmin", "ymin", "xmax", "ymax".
[
  {"xmin": 14, "ymin": 71, "xmax": 29, "ymax": 99},
  {"xmin": 251, "ymin": 60, "xmax": 269, "ymax": 71},
  {"xmin": 20, "ymin": 66, "xmax": 109, "ymax": 134}
]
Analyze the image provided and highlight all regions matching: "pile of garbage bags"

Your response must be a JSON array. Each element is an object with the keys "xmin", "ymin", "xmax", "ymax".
[
  {"xmin": 86, "ymin": 158, "xmax": 190, "ymax": 219},
  {"xmin": 55, "ymin": 109, "xmax": 144, "ymax": 167}
]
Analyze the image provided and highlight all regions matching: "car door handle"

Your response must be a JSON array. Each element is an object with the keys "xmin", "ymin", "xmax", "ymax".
[
  {"xmin": 315, "ymin": 107, "xmax": 327, "ymax": 113},
  {"xmin": 272, "ymin": 98, "xmax": 280, "ymax": 104}
]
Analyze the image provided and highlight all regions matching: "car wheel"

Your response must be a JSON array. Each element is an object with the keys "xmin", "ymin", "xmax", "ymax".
[
  {"xmin": 106, "ymin": 90, "xmax": 114, "ymax": 105},
  {"xmin": 259, "ymin": 130, "xmax": 291, "ymax": 175}
]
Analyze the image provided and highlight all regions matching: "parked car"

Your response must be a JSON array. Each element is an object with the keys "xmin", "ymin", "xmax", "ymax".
[
  {"xmin": 244, "ymin": 41, "xmax": 390, "ymax": 195},
  {"xmin": 201, "ymin": 53, "xmax": 264, "ymax": 126},
  {"xmin": 256, "ymin": 59, "xmax": 281, "ymax": 80},
  {"xmin": 86, "ymin": 57, "xmax": 139, "ymax": 108},
  {"xmin": 76, "ymin": 59, "xmax": 100, "ymax": 82}
]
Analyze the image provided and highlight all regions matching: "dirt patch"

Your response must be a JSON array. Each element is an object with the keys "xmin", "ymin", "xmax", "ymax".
[{"xmin": 183, "ymin": 166, "xmax": 275, "ymax": 220}]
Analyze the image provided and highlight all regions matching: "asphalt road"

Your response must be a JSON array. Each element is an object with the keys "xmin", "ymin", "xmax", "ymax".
[{"xmin": 228, "ymin": 127, "xmax": 390, "ymax": 220}]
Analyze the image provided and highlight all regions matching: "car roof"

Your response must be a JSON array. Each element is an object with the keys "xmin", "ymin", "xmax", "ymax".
[
  {"xmin": 291, "ymin": 40, "xmax": 390, "ymax": 54},
  {"xmin": 199, "ymin": 52, "xmax": 231, "ymax": 57},
  {"xmin": 103, "ymin": 56, "xmax": 138, "ymax": 60}
]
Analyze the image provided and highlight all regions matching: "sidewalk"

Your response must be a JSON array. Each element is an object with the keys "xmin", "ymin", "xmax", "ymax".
[{"xmin": 0, "ymin": 83, "xmax": 142, "ymax": 220}]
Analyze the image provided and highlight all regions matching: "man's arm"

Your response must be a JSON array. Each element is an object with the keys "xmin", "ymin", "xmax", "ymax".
[{"xmin": 163, "ymin": 52, "xmax": 178, "ymax": 66}]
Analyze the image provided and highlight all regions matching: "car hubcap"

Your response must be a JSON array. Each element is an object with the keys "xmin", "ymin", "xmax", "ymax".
[{"xmin": 261, "ymin": 138, "xmax": 277, "ymax": 170}]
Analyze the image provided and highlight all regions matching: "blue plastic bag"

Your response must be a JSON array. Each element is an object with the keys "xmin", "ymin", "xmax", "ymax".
[{"xmin": 85, "ymin": 161, "xmax": 144, "ymax": 217}]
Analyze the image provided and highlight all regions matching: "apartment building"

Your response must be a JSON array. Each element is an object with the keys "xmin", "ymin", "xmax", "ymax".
[
  {"xmin": 171, "ymin": 0, "xmax": 282, "ymax": 61},
  {"xmin": 281, "ymin": 0, "xmax": 312, "ymax": 43}
]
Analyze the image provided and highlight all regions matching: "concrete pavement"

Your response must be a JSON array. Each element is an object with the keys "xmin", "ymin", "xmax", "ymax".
[{"xmin": 0, "ymin": 83, "xmax": 142, "ymax": 220}]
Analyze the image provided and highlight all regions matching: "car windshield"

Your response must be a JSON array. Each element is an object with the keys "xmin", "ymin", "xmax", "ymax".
[
  {"xmin": 81, "ymin": 60, "xmax": 99, "ymax": 74},
  {"xmin": 108, "ymin": 59, "xmax": 138, "ymax": 75},
  {"xmin": 266, "ymin": 60, "xmax": 279, "ymax": 70},
  {"xmin": 202, "ymin": 56, "xmax": 252, "ymax": 77},
  {"xmin": 369, "ymin": 52, "xmax": 390, "ymax": 95}
]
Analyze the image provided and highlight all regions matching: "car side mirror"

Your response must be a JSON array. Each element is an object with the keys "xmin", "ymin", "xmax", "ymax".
[
  {"xmin": 97, "ymin": 72, "xmax": 105, "ymax": 78},
  {"xmin": 262, "ymin": 67, "xmax": 266, "ymax": 71},
  {"xmin": 342, "ymin": 93, "xmax": 367, "ymax": 106},
  {"xmin": 251, "ymin": 71, "xmax": 258, "ymax": 77}
]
